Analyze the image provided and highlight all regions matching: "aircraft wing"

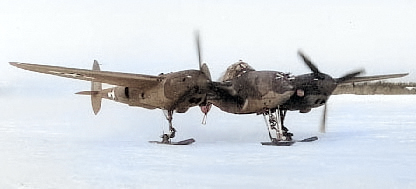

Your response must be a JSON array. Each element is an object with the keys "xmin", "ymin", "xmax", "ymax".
[
  {"xmin": 340, "ymin": 73, "xmax": 409, "ymax": 83},
  {"xmin": 9, "ymin": 62, "xmax": 164, "ymax": 90}
]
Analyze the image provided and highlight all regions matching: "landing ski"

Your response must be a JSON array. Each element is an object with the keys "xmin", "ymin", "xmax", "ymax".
[
  {"xmin": 149, "ymin": 138, "xmax": 195, "ymax": 145},
  {"xmin": 298, "ymin": 136, "xmax": 318, "ymax": 142},
  {"xmin": 261, "ymin": 136, "xmax": 318, "ymax": 146}
]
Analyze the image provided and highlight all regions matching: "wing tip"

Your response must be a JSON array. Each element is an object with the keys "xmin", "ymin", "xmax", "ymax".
[
  {"xmin": 387, "ymin": 73, "xmax": 409, "ymax": 79},
  {"xmin": 9, "ymin": 62, "xmax": 20, "ymax": 66}
]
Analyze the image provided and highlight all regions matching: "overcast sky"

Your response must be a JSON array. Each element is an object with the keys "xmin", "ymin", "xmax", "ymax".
[{"xmin": 1, "ymin": 0, "xmax": 415, "ymax": 92}]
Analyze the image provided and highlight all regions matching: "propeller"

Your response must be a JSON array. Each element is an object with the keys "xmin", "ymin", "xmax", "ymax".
[
  {"xmin": 320, "ymin": 103, "xmax": 327, "ymax": 133},
  {"xmin": 195, "ymin": 30, "xmax": 212, "ymax": 80},
  {"xmin": 336, "ymin": 70, "xmax": 364, "ymax": 84},
  {"xmin": 298, "ymin": 50, "xmax": 365, "ymax": 83},
  {"xmin": 194, "ymin": 31, "xmax": 213, "ymax": 124},
  {"xmin": 195, "ymin": 31, "xmax": 203, "ymax": 70},
  {"xmin": 297, "ymin": 50, "xmax": 365, "ymax": 133},
  {"xmin": 297, "ymin": 50, "xmax": 320, "ymax": 74}
]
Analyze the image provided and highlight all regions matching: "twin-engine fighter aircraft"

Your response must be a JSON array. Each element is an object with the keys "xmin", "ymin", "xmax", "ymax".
[
  {"xmin": 208, "ymin": 51, "xmax": 408, "ymax": 145},
  {"xmin": 10, "ymin": 33, "xmax": 408, "ymax": 145}
]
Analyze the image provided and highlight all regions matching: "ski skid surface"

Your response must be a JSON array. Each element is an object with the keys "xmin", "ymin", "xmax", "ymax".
[
  {"xmin": 261, "ymin": 136, "xmax": 318, "ymax": 146},
  {"xmin": 149, "ymin": 138, "xmax": 196, "ymax": 145}
]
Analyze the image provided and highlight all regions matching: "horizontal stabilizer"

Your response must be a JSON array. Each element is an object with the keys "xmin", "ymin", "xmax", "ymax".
[{"xmin": 75, "ymin": 91, "xmax": 100, "ymax": 95}]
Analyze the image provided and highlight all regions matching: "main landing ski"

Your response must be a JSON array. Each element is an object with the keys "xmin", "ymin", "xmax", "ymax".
[
  {"xmin": 261, "ymin": 136, "xmax": 318, "ymax": 146},
  {"xmin": 149, "ymin": 138, "xmax": 196, "ymax": 145}
]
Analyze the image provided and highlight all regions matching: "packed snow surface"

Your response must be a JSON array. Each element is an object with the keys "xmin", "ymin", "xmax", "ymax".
[{"xmin": 1, "ymin": 95, "xmax": 415, "ymax": 188}]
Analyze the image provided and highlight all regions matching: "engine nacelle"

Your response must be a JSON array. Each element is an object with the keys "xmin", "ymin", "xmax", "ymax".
[{"xmin": 107, "ymin": 87, "xmax": 130, "ymax": 103}]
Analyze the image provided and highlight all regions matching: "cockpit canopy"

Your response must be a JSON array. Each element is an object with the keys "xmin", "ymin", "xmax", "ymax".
[{"xmin": 219, "ymin": 60, "xmax": 255, "ymax": 81}]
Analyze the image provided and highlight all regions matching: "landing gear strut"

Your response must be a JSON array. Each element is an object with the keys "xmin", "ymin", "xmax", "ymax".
[
  {"xmin": 161, "ymin": 110, "xmax": 177, "ymax": 144},
  {"xmin": 263, "ymin": 107, "xmax": 293, "ymax": 142},
  {"xmin": 149, "ymin": 110, "xmax": 194, "ymax": 145}
]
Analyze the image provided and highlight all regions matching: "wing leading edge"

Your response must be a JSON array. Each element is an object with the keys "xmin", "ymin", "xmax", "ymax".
[
  {"xmin": 340, "ymin": 73, "xmax": 409, "ymax": 84},
  {"xmin": 9, "ymin": 62, "xmax": 164, "ymax": 90}
]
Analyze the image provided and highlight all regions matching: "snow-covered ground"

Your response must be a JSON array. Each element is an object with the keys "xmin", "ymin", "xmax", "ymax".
[{"xmin": 1, "ymin": 94, "xmax": 415, "ymax": 188}]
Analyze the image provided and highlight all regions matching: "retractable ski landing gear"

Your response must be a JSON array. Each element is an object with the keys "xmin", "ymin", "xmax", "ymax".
[
  {"xmin": 261, "ymin": 108, "xmax": 318, "ymax": 146},
  {"xmin": 160, "ymin": 110, "xmax": 176, "ymax": 144},
  {"xmin": 149, "ymin": 110, "xmax": 195, "ymax": 145}
]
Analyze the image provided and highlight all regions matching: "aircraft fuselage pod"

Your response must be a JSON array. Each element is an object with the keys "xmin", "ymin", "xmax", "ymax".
[{"xmin": 209, "ymin": 62, "xmax": 294, "ymax": 114}]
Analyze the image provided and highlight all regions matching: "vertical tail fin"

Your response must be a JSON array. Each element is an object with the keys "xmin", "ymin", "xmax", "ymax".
[
  {"xmin": 91, "ymin": 60, "xmax": 102, "ymax": 115},
  {"xmin": 76, "ymin": 60, "xmax": 102, "ymax": 115}
]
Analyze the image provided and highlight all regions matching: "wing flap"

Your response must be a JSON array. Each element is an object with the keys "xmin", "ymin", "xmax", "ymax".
[{"xmin": 10, "ymin": 62, "xmax": 164, "ymax": 89}]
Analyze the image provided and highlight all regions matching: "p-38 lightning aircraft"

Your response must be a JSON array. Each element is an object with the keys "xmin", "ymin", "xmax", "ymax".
[
  {"xmin": 10, "ymin": 33, "xmax": 212, "ymax": 145},
  {"xmin": 10, "ymin": 33, "xmax": 408, "ymax": 145}
]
